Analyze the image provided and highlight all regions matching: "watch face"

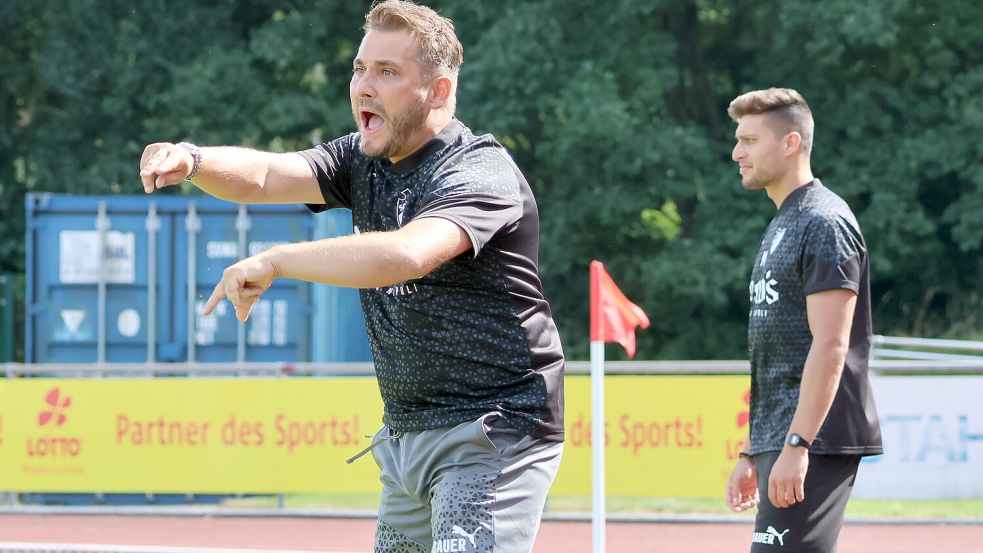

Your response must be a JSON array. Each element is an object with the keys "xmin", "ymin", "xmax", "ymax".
[{"xmin": 789, "ymin": 435, "xmax": 801, "ymax": 446}]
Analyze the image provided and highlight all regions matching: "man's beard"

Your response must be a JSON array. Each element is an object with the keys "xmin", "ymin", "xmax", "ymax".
[
  {"xmin": 741, "ymin": 168, "xmax": 773, "ymax": 190},
  {"xmin": 356, "ymin": 99, "xmax": 429, "ymax": 159}
]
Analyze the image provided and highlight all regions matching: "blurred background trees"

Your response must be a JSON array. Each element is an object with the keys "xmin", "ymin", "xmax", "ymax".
[{"xmin": 2, "ymin": 0, "xmax": 981, "ymax": 359}]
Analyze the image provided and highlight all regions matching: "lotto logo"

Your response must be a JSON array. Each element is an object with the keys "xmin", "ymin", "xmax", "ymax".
[
  {"xmin": 28, "ymin": 387, "xmax": 83, "ymax": 458},
  {"xmin": 38, "ymin": 388, "xmax": 71, "ymax": 427}
]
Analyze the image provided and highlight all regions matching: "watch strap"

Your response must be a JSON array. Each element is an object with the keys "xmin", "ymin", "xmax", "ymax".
[
  {"xmin": 176, "ymin": 142, "xmax": 202, "ymax": 181},
  {"xmin": 786, "ymin": 433, "xmax": 812, "ymax": 449}
]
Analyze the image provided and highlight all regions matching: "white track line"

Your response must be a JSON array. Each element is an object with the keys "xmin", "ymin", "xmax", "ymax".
[{"xmin": 0, "ymin": 543, "xmax": 360, "ymax": 553}]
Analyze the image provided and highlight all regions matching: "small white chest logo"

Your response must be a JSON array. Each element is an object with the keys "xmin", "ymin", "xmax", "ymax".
[
  {"xmin": 760, "ymin": 227, "xmax": 787, "ymax": 267},
  {"xmin": 396, "ymin": 188, "xmax": 412, "ymax": 227},
  {"xmin": 770, "ymin": 228, "xmax": 787, "ymax": 253}
]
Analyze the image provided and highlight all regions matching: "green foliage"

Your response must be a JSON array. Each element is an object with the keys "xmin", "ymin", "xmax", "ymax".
[
  {"xmin": 2, "ymin": 0, "xmax": 981, "ymax": 358},
  {"xmin": 642, "ymin": 201, "xmax": 683, "ymax": 242}
]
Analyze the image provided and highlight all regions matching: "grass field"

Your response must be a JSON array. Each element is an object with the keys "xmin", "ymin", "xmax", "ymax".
[{"xmin": 221, "ymin": 494, "xmax": 983, "ymax": 520}]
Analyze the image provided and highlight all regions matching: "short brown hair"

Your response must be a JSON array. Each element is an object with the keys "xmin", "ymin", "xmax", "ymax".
[
  {"xmin": 364, "ymin": 1, "xmax": 463, "ymax": 81},
  {"xmin": 728, "ymin": 88, "xmax": 815, "ymax": 154}
]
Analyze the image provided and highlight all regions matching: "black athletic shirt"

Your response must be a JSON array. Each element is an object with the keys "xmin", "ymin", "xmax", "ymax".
[
  {"xmin": 747, "ymin": 180, "xmax": 882, "ymax": 456},
  {"xmin": 299, "ymin": 119, "xmax": 565, "ymax": 441}
]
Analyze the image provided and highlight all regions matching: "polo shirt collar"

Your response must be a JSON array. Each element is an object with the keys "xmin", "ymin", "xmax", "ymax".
[{"xmin": 384, "ymin": 119, "xmax": 464, "ymax": 176}]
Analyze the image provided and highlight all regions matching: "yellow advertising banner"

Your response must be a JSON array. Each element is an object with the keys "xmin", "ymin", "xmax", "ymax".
[
  {"xmin": 0, "ymin": 375, "xmax": 749, "ymax": 497},
  {"xmin": 0, "ymin": 378, "xmax": 384, "ymax": 494},
  {"xmin": 552, "ymin": 375, "xmax": 750, "ymax": 497}
]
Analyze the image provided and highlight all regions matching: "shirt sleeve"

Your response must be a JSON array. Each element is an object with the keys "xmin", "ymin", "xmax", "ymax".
[
  {"xmin": 413, "ymin": 148, "xmax": 524, "ymax": 257},
  {"xmin": 801, "ymin": 215, "xmax": 865, "ymax": 295},
  {"xmin": 296, "ymin": 134, "xmax": 357, "ymax": 212}
]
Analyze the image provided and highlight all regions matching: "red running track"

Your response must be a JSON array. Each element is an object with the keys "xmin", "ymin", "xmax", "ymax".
[{"xmin": 1, "ymin": 515, "xmax": 982, "ymax": 552}]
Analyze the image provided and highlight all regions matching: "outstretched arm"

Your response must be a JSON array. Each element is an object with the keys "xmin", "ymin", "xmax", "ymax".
[
  {"xmin": 768, "ymin": 288, "xmax": 856, "ymax": 508},
  {"xmin": 203, "ymin": 216, "xmax": 471, "ymax": 321},
  {"xmin": 139, "ymin": 142, "xmax": 323, "ymax": 205}
]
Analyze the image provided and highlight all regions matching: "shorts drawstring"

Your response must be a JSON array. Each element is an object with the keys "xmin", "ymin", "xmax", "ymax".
[{"xmin": 346, "ymin": 428, "xmax": 403, "ymax": 464}]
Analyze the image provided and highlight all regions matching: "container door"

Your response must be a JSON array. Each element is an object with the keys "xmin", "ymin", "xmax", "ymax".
[
  {"xmin": 173, "ymin": 200, "xmax": 313, "ymax": 362},
  {"xmin": 27, "ymin": 195, "xmax": 174, "ymax": 363}
]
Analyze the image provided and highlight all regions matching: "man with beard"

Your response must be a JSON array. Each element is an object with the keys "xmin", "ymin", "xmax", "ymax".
[
  {"xmin": 723, "ymin": 88, "xmax": 882, "ymax": 553},
  {"xmin": 138, "ymin": 2, "xmax": 564, "ymax": 552}
]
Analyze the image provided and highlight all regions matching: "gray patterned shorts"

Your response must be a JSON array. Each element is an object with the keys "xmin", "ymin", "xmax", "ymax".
[{"xmin": 368, "ymin": 413, "xmax": 563, "ymax": 553}]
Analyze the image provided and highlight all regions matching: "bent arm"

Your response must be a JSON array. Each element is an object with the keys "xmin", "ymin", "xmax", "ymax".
[
  {"xmin": 262, "ymin": 216, "xmax": 472, "ymax": 288},
  {"xmin": 787, "ymin": 288, "xmax": 857, "ymax": 442},
  {"xmin": 140, "ymin": 143, "xmax": 324, "ymax": 204}
]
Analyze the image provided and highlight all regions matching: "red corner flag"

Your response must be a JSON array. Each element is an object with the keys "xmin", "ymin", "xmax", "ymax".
[{"xmin": 590, "ymin": 261, "xmax": 650, "ymax": 358}]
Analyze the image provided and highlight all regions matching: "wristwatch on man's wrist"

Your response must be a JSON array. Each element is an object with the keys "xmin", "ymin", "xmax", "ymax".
[
  {"xmin": 786, "ymin": 433, "xmax": 811, "ymax": 450},
  {"xmin": 176, "ymin": 142, "xmax": 202, "ymax": 181}
]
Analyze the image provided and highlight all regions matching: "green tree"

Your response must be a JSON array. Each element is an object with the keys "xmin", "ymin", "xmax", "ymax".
[
  {"xmin": 0, "ymin": 0, "xmax": 50, "ymax": 273},
  {"xmin": 3, "ymin": 0, "xmax": 982, "ymax": 359},
  {"xmin": 453, "ymin": 0, "xmax": 983, "ymax": 357}
]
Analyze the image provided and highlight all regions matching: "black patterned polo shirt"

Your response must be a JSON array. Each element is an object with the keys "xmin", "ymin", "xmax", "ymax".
[
  {"xmin": 299, "ymin": 119, "xmax": 564, "ymax": 441},
  {"xmin": 747, "ymin": 180, "xmax": 882, "ymax": 456}
]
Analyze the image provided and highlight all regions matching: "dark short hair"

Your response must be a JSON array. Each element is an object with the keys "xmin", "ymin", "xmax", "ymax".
[
  {"xmin": 728, "ymin": 88, "xmax": 814, "ymax": 154},
  {"xmin": 364, "ymin": 0, "xmax": 463, "ymax": 81}
]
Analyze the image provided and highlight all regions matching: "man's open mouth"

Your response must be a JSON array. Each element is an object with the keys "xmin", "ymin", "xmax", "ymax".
[{"xmin": 360, "ymin": 109, "xmax": 385, "ymax": 133}]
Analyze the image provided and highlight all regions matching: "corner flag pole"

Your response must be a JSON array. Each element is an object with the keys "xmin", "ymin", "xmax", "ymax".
[
  {"xmin": 589, "ymin": 263, "xmax": 606, "ymax": 553},
  {"xmin": 590, "ymin": 339, "xmax": 606, "ymax": 553},
  {"xmin": 589, "ymin": 261, "xmax": 650, "ymax": 553}
]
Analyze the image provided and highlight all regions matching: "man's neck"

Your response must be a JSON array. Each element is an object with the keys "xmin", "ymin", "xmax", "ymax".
[
  {"xmin": 388, "ymin": 113, "xmax": 454, "ymax": 164},
  {"xmin": 767, "ymin": 165, "xmax": 815, "ymax": 209}
]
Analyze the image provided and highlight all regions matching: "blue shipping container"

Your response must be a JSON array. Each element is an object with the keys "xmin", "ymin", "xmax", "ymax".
[
  {"xmin": 26, "ymin": 193, "xmax": 370, "ymax": 364},
  {"xmin": 312, "ymin": 209, "xmax": 372, "ymax": 363}
]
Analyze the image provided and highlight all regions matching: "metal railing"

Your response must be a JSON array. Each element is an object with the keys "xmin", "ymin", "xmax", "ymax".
[
  {"xmin": 7, "ymin": 337, "xmax": 983, "ymax": 378},
  {"xmin": 872, "ymin": 334, "xmax": 983, "ymax": 361},
  {"xmin": 2, "ymin": 362, "xmax": 377, "ymax": 378}
]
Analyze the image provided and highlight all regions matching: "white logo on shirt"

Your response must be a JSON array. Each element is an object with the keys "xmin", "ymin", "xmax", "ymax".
[
  {"xmin": 384, "ymin": 282, "xmax": 419, "ymax": 297},
  {"xmin": 760, "ymin": 227, "xmax": 786, "ymax": 267},
  {"xmin": 396, "ymin": 188, "xmax": 411, "ymax": 227},
  {"xmin": 770, "ymin": 228, "xmax": 787, "ymax": 253},
  {"xmin": 750, "ymin": 270, "xmax": 779, "ymax": 307}
]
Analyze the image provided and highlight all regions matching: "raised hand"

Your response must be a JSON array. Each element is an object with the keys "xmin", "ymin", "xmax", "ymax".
[{"xmin": 139, "ymin": 142, "xmax": 194, "ymax": 193}]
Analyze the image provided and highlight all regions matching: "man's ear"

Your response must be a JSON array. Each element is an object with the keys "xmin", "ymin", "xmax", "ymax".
[
  {"xmin": 429, "ymin": 75, "xmax": 453, "ymax": 109},
  {"xmin": 785, "ymin": 132, "xmax": 803, "ymax": 156}
]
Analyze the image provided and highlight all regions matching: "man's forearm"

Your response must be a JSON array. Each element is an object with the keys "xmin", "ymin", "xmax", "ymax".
[
  {"xmin": 261, "ymin": 233, "xmax": 429, "ymax": 289},
  {"xmin": 189, "ymin": 147, "xmax": 280, "ymax": 203},
  {"xmin": 192, "ymin": 147, "xmax": 320, "ymax": 204}
]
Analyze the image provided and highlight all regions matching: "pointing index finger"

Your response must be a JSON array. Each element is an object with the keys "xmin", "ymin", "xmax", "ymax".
[{"xmin": 203, "ymin": 281, "xmax": 225, "ymax": 316}]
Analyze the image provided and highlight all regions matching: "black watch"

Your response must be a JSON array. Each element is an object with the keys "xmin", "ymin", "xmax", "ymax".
[{"xmin": 786, "ymin": 433, "xmax": 811, "ymax": 450}]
